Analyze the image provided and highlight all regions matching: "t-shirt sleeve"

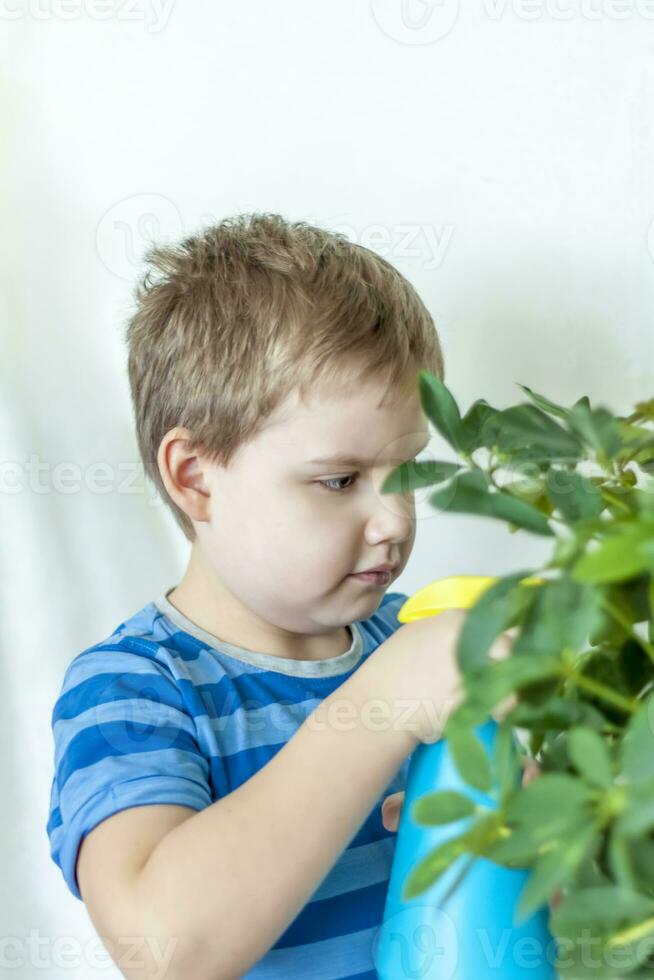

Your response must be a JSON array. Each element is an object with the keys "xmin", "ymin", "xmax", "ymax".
[
  {"xmin": 46, "ymin": 641, "xmax": 212, "ymax": 900},
  {"xmin": 379, "ymin": 590, "xmax": 410, "ymax": 633}
]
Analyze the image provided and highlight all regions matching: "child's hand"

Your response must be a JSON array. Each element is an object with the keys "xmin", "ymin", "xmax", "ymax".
[{"xmin": 380, "ymin": 755, "xmax": 564, "ymax": 913}]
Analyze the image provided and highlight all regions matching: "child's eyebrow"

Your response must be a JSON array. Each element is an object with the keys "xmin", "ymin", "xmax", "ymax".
[{"xmin": 306, "ymin": 438, "xmax": 430, "ymax": 468}]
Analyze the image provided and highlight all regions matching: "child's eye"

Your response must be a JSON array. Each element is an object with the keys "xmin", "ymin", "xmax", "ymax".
[{"xmin": 318, "ymin": 474, "xmax": 358, "ymax": 493}]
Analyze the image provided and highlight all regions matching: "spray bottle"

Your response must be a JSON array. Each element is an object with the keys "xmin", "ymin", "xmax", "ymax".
[{"xmin": 374, "ymin": 575, "xmax": 558, "ymax": 979}]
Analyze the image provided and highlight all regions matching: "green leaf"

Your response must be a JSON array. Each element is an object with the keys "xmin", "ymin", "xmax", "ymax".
[
  {"xmin": 621, "ymin": 573, "xmax": 653, "ymax": 624},
  {"xmin": 459, "ymin": 398, "xmax": 500, "ymax": 454},
  {"xmin": 620, "ymin": 696, "xmax": 654, "ymax": 784},
  {"xmin": 417, "ymin": 371, "xmax": 466, "ymax": 454},
  {"xmin": 630, "ymin": 437, "xmax": 654, "ymax": 472},
  {"xmin": 615, "ymin": 778, "xmax": 654, "ymax": 837},
  {"xmin": 567, "ymin": 401, "xmax": 624, "ymax": 457},
  {"xmin": 576, "ymin": 850, "xmax": 613, "ymax": 889},
  {"xmin": 447, "ymin": 725, "xmax": 492, "ymax": 792},
  {"xmin": 483, "ymin": 826, "xmax": 542, "ymax": 866},
  {"xmin": 412, "ymin": 789, "xmax": 477, "ymax": 826},
  {"xmin": 576, "ymin": 649, "xmax": 638, "ymax": 726},
  {"xmin": 380, "ymin": 459, "xmax": 462, "ymax": 495},
  {"xmin": 516, "ymin": 822, "xmax": 599, "ymax": 923},
  {"xmin": 589, "ymin": 582, "xmax": 643, "ymax": 646},
  {"xmin": 429, "ymin": 469, "xmax": 555, "ymax": 537},
  {"xmin": 634, "ymin": 399, "xmax": 654, "ymax": 421},
  {"xmin": 538, "ymin": 731, "xmax": 572, "ymax": 771},
  {"xmin": 455, "ymin": 569, "xmax": 539, "ymax": 672},
  {"xmin": 568, "ymin": 726, "xmax": 614, "ymax": 789},
  {"xmin": 517, "ymin": 383, "xmax": 571, "ymax": 421},
  {"xmin": 550, "ymin": 530, "xmax": 590, "ymax": 569},
  {"xmin": 462, "ymin": 811, "xmax": 506, "ymax": 855},
  {"xmin": 512, "ymin": 576, "xmax": 606, "ymax": 658},
  {"xmin": 572, "ymin": 525, "xmax": 654, "ymax": 584},
  {"xmin": 557, "ymin": 939, "xmax": 654, "ymax": 977},
  {"xmin": 627, "ymin": 835, "xmax": 654, "ymax": 895},
  {"xmin": 602, "ymin": 486, "xmax": 641, "ymax": 520},
  {"xmin": 493, "ymin": 403, "xmax": 583, "ymax": 461},
  {"xmin": 500, "ymin": 446, "xmax": 557, "ymax": 470},
  {"xmin": 444, "ymin": 696, "xmax": 490, "ymax": 732},
  {"xmin": 463, "ymin": 654, "xmax": 563, "ymax": 716},
  {"xmin": 505, "ymin": 696, "xmax": 608, "ymax": 733},
  {"xmin": 617, "ymin": 419, "xmax": 654, "ymax": 448},
  {"xmin": 505, "ymin": 772, "xmax": 593, "ymax": 843},
  {"xmin": 551, "ymin": 886, "xmax": 654, "ymax": 977},
  {"xmin": 546, "ymin": 468, "xmax": 605, "ymax": 523},
  {"xmin": 635, "ymin": 486, "xmax": 654, "ymax": 516},
  {"xmin": 608, "ymin": 826, "xmax": 639, "ymax": 890},
  {"xmin": 492, "ymin": 721, "xmax": 523, "ymax": 804},
  {"xmin": 619, "ymin": 641, "xmax": 654, "ymax": 701},
  {"xmin": 402, "ymin": 833, "xmax": 469, "ymax": 899}
]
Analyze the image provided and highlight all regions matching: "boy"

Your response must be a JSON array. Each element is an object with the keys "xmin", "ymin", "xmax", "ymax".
[{"xmin": 46, "ymin": 213, "xmax": 509, "ymax": 979}]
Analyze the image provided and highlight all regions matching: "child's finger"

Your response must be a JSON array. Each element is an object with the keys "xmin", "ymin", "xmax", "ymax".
[
  {"xmin": 521, "ymin": 757, "xmax": 542, "ymax": 787},
  {"xmin": 381, "ymin": 791, "xmax": 404, "ymax": 832},
  {"xmin": 549, "ymin": 888, "xmax": 564, "ymax": 912},
  {"xmin": 491, "ymin": 692, "xmax": 518, "ymax": 723}
]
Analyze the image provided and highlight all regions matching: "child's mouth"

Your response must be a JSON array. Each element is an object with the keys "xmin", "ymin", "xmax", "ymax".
[{"xmin": 349, "ymin": 570, "xmax": 392, "ymax": 586}]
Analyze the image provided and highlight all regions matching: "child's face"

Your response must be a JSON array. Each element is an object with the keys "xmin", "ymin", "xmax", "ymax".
[{"xmin": 192, "ymin": 375, "xmax": 430, "ymax": 640}]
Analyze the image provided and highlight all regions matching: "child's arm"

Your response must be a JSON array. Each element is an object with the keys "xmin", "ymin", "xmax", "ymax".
[{"xmin": 128, "ymin": 628, "xmax": 431, "ymax": 980}]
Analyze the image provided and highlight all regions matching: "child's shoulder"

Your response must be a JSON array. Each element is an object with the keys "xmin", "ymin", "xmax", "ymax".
[{"xmin": 58, "ymin": 597, "xmax": 183, "ymax": 695}]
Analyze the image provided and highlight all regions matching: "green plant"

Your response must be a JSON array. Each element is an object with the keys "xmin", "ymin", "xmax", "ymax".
[{"xmin": 381, "ymin": 370, "xmax": 654, "ymax": 979}]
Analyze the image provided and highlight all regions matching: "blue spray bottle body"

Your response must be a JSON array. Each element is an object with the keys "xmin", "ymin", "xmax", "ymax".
[{"xmin": 374, "ymin": 577, "xmax": 558, "ymax": 979}]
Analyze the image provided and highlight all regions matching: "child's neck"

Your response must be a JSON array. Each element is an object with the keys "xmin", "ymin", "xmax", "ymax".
[{"xmin": 166, "ymin": 546, "xmax": 352, "ymax": 662}]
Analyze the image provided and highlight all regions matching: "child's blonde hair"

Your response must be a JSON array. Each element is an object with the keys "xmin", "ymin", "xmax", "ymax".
[{"xmin": 125, "ymin": 212, "xmax": 445, "ymax": 541}]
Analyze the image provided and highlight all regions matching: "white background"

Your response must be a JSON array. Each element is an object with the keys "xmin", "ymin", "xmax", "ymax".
[{"xmin": 2, "ymin": 0, "xmax": 654, "ymax": 976}]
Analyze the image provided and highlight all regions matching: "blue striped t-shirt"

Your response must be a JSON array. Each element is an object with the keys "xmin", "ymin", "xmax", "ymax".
[{"xmin": 47, "ymin": 588, "xmax": 413, "ymax": 979}]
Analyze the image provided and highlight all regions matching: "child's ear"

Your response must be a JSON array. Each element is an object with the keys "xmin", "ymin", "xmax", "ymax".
[{"xmin": 157, "ymin": 427, "xmax": 211, "ymax": 523}]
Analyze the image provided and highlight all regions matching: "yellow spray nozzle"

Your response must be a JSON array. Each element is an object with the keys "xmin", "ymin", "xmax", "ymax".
[{"xmin": 398, "ymin": 575, "xmax": 544, "ymax": 623}]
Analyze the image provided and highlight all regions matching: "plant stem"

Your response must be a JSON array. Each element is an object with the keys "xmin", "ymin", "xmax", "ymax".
[
  {"xmin": 434, "ymin": 853, "xmax": 477, "ymax": 912},
  {"xmin": 607, "ymin": 915, "xmax": 654, "ymax": 948},
  {"xmin": 601, "ymin": 489, "xmax": 633, "ymax": 515},
  {"xmin": 602, "ymin": 599, "xmax": 654, "ymax": 667},
  {"xmin": 568, "ymin": 671, "xmax": 638, "ymax": 714},
  {"xmin": 621, "ymin": 411, "xmax": 644, "ymax": 425}
]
